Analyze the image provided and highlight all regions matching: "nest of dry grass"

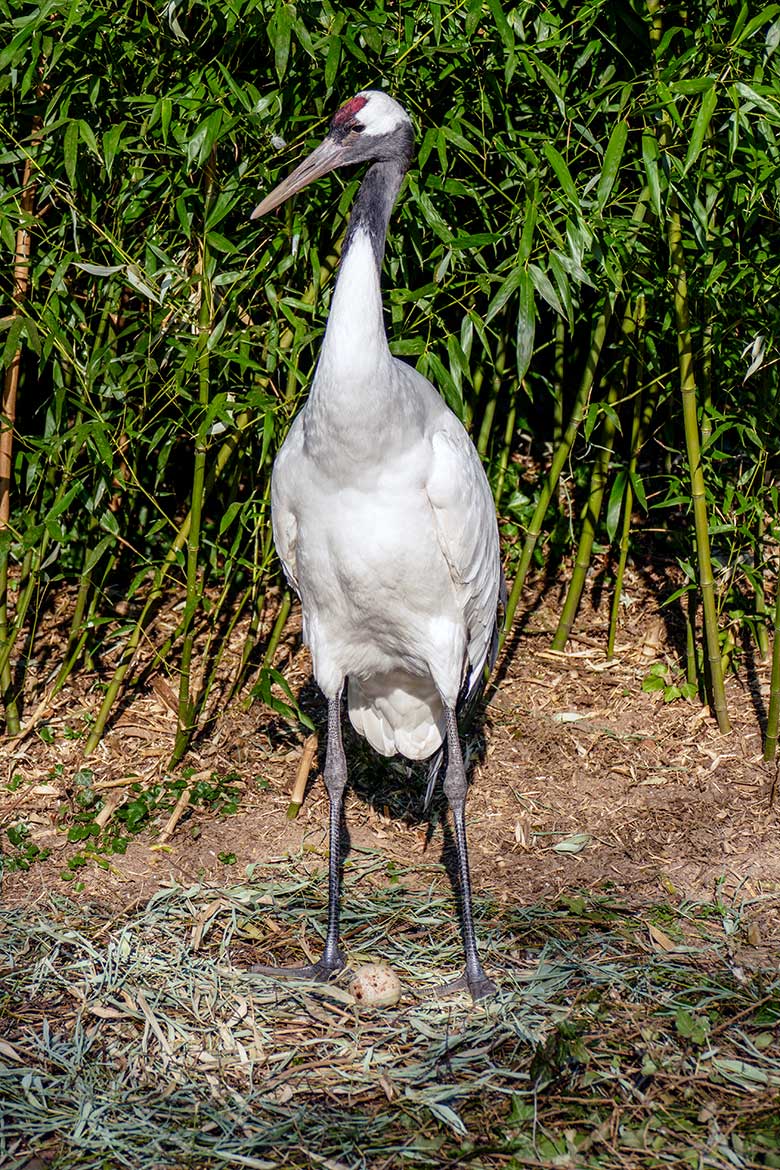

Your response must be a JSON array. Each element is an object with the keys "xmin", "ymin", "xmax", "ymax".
[{"xmin": 2, "ymin": 853, "xmax": 779, "ymax": 1170}]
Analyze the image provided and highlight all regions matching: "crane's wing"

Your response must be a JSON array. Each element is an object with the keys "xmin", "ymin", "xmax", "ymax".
[
  {"xmin": 270, "ymin": 413, "xmax": 304, "ymax": 593},
  {"xmin": 425, "ymin": 417, "xmax": 502, "ymax": 693}
]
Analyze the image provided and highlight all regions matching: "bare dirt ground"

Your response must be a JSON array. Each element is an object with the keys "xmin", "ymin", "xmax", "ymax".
[{"xmin": 3, "ymin": 564, "xmax": 780, "ymax": 959}]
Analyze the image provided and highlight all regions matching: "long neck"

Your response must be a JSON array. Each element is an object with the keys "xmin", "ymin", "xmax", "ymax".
[{"xmin": 316, "ymin": 159, "xmax": 407, "ymax": 380}]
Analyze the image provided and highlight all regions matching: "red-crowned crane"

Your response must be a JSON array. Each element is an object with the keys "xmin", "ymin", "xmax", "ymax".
[{"xmin": 251, "ymin": 91, "xmax": 502, "ymax": 1001}]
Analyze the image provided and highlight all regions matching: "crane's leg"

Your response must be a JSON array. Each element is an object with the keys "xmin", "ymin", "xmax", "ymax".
[
  {"xmin": 432, "ymin": 704, "xmax": 496, "ymax": 1002},
  {"xmin": 249, "ymin": 691, "xmax": 348, "ymax": 983}
]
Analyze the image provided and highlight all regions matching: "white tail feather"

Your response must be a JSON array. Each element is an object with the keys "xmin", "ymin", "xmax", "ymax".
[{"xmin": 348, "ymin": 674, "xmax": 444, "ymax": 760}]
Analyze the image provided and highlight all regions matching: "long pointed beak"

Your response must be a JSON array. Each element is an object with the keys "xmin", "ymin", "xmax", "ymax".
[{"xmin": 251, "ymin": 135, "xmax": 345, "ymax": 220}]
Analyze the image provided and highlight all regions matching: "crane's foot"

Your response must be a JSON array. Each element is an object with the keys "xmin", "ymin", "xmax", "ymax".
[
  {"xmin": 427, "ymin": 964, "xmax": 496, "ymax": 1003},
  {"xmin": 249, "ymin": 950, "xmax": 347, "ymax": 985}
]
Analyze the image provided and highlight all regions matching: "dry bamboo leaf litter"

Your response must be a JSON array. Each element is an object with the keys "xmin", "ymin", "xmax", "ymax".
[{"xmin": 1, "ymin": 856, "xmax": 779, "ymax": 1169}]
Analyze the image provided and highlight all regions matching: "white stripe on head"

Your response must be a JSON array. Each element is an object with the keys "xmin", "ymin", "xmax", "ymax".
[{"xmin": 352, "ymin": 90, "xmax": 412, "ymax": 137}]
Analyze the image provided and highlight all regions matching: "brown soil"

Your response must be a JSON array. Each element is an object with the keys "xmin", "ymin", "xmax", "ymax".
[{"xmin": 3, "ymin": 567, "xmax": 780, "ymax": 952}]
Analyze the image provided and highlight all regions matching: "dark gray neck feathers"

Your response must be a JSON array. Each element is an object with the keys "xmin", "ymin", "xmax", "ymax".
[{"xmin": 342, "ymin": 124, "xmax": 414, "ymax": 269}]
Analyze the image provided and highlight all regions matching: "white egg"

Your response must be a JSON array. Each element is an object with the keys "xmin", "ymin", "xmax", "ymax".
[{"xmin": 349, "ymin": 962, "xmax": 402, "ymax": 1007}]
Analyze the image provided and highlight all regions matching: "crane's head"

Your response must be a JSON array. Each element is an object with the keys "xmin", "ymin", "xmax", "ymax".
[{"xmin": 251, "ymin": 91, "xmax": 414, "ymax": 219}]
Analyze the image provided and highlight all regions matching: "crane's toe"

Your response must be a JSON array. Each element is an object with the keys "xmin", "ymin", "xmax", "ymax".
[
  {"xmin": 249, "ymin": 952, "xmax": 348, "ymax": 985},
  {"xmin": 427, "ymin": 965, "xmax": 496, "ymax": 1003}
]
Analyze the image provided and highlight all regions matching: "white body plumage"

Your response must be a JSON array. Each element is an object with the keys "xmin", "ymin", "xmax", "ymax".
[{"xmin": 271, "ymin": 220, "xmax": 501, "ymax": 759}]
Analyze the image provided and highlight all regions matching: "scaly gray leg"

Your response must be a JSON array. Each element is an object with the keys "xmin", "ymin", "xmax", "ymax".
[
  {"xmin": 430, "ymin": 704, "xmax": 495, "ymax": 1002},
  {"xmin": 250, "ymin": 690, "xmax": 348, "ymax": 983}
]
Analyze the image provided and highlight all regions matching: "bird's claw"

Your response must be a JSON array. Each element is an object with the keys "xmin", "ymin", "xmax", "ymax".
[
  {"xmin": 427, "ymin": 966, "xmax": 496, "ymax": 1003},
  {"xmin": 249, "ymin": 952, "xmax": 348, "ymax": 985}
]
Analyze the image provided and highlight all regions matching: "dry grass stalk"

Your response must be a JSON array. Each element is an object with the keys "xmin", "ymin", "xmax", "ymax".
[{"xmin": 287, "ymin": 733, "xmax": 318, "ymax": 819}]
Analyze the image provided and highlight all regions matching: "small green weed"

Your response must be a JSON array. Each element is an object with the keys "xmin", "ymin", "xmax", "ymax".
[
  {"xmin": 2, "ymin": 823, "xmax": 51, "ymax": 874},
  {"xmin": 58, "ymin": 771, "xmax": 244, "ymax": 881},
  {"xmin": 642, "ymin": 661, "xmax": 698, "ymax": 703}
]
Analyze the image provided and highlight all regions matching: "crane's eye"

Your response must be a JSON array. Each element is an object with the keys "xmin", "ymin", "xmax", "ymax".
[{"xmin": 352, "ymin": 122, "xmax": 365, "ymax": 133}]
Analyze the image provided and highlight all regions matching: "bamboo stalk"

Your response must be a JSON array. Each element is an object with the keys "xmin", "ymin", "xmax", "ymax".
[
  {"xmin": 477, "ymin": 334, "xmax": 506, "ymax": 462},
  {"xmin": 754, "ymin": 465, "xmax": 770, "ymax": 662},
  {"xmin": 229, "ymin": 487, "xmax": 275, "ymax": 702},
  {"xmin": 242, "ymin": 589, "xmax": 293, "ymax": 712},
  {"xmin": 501, "ymin": 297, "xmax": 614, "ymax": 644},
  {"xmin": 493, "ymin": 397, "xmax": 516, "ymax": 507},
  {"xmin": 552, "ymin": 315, "xmax": 565, "ymax": 513},
  {"xmin": 262, "ymin": 590, "xmax": 292, "ymax": 671},
  {"xmin": 607, "ymin": 296, "xmax": 649, "ymax": 658},
  {"xmin": 501, "ymin": 191, "xmax": 649, "ymax": 645},
  {"xmin": 764, "ymin": 570, "xmax": 780, "ymax": 761},
  {"xmin": 668, "ymin": 191, "xmax": 730, "ymax": 732},
  {"xmin": 646, "ymin": 0, "xmax": 729, "ymax": 729},
  {"xmin": 171, "ymin": 149, "xmax": 216, "ymax": 766},
  {"xmin": 82, "ymin": 411, "xmax": 253, "ymax": 755},
  {"xmin": 0, "ymin": 137, "xmax": 40, "ymax": 735},
  {"xmin": 551, "ymin": 369, "xmax": 622, "ymax": 651}
]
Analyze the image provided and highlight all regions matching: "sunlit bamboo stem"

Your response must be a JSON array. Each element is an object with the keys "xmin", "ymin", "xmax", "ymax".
[
  {"xmin": 668, "ymin": 191, "xmax": 730, "ymax": 732},
  {"xmin": 551, "ymin": 375, "xmax": 621, "ymax": 651},
  {"xmin": 0, "ymin": 139, "xmax": 39, "ymax": 734},
  {"xmin": 764, "ymin": 571, "xmax": 780, "ymax": 761},
  {"xmin": 172, "ymin": 150, "xmax": 217, "ymax": 765},
  {"xmin": 607, "ymin": 296, "xmax": 649, "ymax": 658},
  {"xmin": 502, "ymin": 192, "xmax": 649, "ymax": 644}
]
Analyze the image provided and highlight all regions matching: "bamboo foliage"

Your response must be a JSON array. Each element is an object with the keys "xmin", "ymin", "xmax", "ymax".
[{"xmin": 0, "ymin": 0, "xmax": 778, "ymax": 755}]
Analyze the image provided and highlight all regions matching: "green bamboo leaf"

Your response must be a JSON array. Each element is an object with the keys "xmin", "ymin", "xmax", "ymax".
[
  {"xmin": 515, "ymin": 269, "xmax": 535, "ymax": 382},
  {"xmin": 1, "ymin": 318, "xmax": 23, "ymax": 369},
  {"xmin": 270, "ymin": 3, "xmax": 294, "ymax": 81},
  {"xmin": 446, "ymin": 334, "xmax": 470, "ymax": 392},
  {"xmin": 22, "ymin": 318, "xmax": 40, "ymax": 356},
  {"xmin": 218, "ymin": 500, "xmax": 244, "ymax": 536},
  {"xmin": 187, "ymin": 110, "xmax": 222, "ymax": 169},
  {"xmin": 641, "ymin": 131, "xmax": 662, "ymax": 218},
  {"xmin": 596, "ymin": 121, "xmax": 627, "ymax": 213},
  {"xmin": 206, "ymin": 230, "xmax": 237, "ymax": 254},
  {"xmin": 442, "ymin": 125, "xmax": 477, "ymax": 155},
  {"xmin": 293, "ymin": 16, "xmax": 314, "ymax": 59},
  {"xmin": 416, "ymin": 192, "xmax": 453, "ymax": 242},
  {"xmin": 734, "ymin": 80, "xmax": 780, "ymax": 118},
  {"xmin": 0, "ymin": 213, "xmax": 14, "ymax": 252},
  {"xmin": 102, "ymin": 122, "xmax": 124, "ymax": 177},
  {"xmin": 324, "ymin": 35, "xmax": 341, "ymax": 90},
  {"xmin": 766, "ymin": 16, "xmax": 780, "ymax": 55},
  {"xmin": 518, "ymin": 193, "xmax": 537, "ymax": 264},
  {"xmin": 74, "ymin": 261, "xmax": 124, "ymax": 276},
  {"xmin": 629, "ymin": 468, "xmax": 647, "ymax": 512},
  {"xmin": 552, "ymin": 832, "xmax": 591, "ymax": 854},
  {"xmin": 548, "ymin": 253, "xmax": 573, "ymax": 324},
  {"xmin": 584, "ymin": 401, "xmax": 600, "ymax": 443},
  {"xmin": 542, "ymin": 141, "xmax": 580, "ymax": 210},
  {"xmin": 205, "ymin": 187, "xmax": 241, "ymax": 231},
  {"xmin": 83, "ymin": 535, "xmax": 114, "ymax": 575},
  {"xmin": 78, "ymin": 119, "xmax": 101, "ymax": 161},
  {"xmin": 732, "ymin": 3, "xmax": 780, "ymax": 45},
  {"xmin": 260, "ymin": 409, "xmax": 275, "ymax": 465},
  {"xmin": 683, "ymin": 84, "xmax": 717, "ymax": 174},
  {"xmin": 424, "ymin": 351, "xmax": 461, "ymax": 414},
  {"xmin": 63, "ymin": 119, "xmax": 78, "ymax": 187},
  {"xmin": 418, "ymin": 126, "xmax": 438, "ymax": 169},
  {"xmin": 46, "ymin": 481, "xmax": 82, "ymax": 523},
  {"xmin": 606, "ymin": 470, "xmax": 627, "ymax": 542},
  {"xmin": 125, "ymin": 265, "xmax": 161, "ymax": 304},
  {"xmin": 528, "ymin": 263, "xmax": 564, "ymax": 317},
  {"xmin": 161, "ymin": 98, "xmax": 173, "ymax": 142},
  {"xmin": 465, "ymin": 0, "xmax": 483, "ymax": 36},
  {"xmin": 485, "ymin": 0, "xmax": 514, "ymax": 51},
  {"xmin": 485, "ymin": 267, "xmax": 522, "ymax": 324}
]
